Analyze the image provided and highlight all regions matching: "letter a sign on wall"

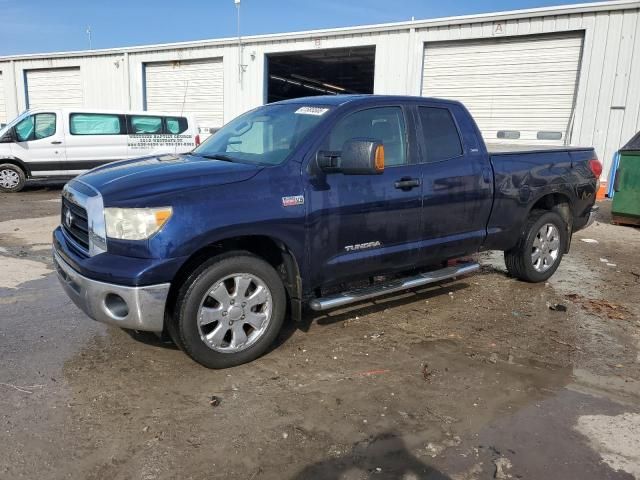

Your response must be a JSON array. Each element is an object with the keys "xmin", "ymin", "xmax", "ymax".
[{"xmin": 493, "ymin": 22, "xmax": 505, "ymax": 36}]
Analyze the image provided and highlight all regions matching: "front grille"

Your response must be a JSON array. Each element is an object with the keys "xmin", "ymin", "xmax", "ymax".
[{"xmin": 62, "ymin": 197, "xmax": 89, "ymax": 252}]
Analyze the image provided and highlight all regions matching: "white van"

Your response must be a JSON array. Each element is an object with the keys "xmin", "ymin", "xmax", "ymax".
[{"xmin": 0, "ymin": 109, "xmax": 200, "ymax": 192}]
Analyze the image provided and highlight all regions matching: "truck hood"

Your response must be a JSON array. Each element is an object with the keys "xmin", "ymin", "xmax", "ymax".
[{"xmin": 77, "ymin": 154, "xmax": 262, "ymax": 203}]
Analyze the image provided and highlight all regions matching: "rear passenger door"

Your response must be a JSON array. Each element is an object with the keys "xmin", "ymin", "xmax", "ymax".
[
  {"xmin": 415, "ymin": 103, "xmax": 493, "ymax": 262},
  {"xmin": 65, "ymin": 112, "xmax": 128, "ymax": 173}
]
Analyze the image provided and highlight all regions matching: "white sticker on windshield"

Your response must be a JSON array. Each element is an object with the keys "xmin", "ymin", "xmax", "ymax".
[{"xmin": 295, "ymin": 106, "xmax": 329, "ymax": 116}]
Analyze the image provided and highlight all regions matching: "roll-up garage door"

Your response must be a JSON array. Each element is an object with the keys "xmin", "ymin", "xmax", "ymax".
[
  {"xmin": 144, "ymin": 58, "xmax": 224, "ymax": 134},
  {"xmin": 25, "ymin": 67, "xmax": 83, "ymax": 109},
  {"xmin": 0, "ymin": 71, "xmax": 6, "ymax": 124},
  {"xmin": 422, "ymin": 33, "xmax": 583, "ymax": 146}
]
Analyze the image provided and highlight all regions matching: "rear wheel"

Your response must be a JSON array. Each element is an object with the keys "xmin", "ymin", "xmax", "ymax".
[
  {"xmin": 0, "ymin": 164, "xmax": 26, "ymax": 193},
  {"xmin": 174, "ymin": 253, "xmax": 286, "ymax": 368},
  {"xmin": 504, "ymin": 210, "xmax": 567, "ymax": 283}
]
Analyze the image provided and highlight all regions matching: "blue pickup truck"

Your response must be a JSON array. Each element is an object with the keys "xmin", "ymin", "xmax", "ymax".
[{"xmin": 53, "ymin": 95, "xmax": 601, "ymax": 368}]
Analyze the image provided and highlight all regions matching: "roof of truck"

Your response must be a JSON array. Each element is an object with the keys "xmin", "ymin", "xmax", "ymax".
[{"xmin": 273, "ymin": 94, "xmax": 462, "ymax": 107}]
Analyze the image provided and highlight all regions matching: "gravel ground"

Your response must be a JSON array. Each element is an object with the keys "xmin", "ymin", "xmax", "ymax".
[{"xmin": 1, "ymin": 183, "xmax": 639, "ymax": 479}]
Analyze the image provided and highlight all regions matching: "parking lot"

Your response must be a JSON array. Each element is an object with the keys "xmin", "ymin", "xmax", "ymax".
[{"xmin": 1, "ymin": 182, "xmax": 639, "ymax": 479}]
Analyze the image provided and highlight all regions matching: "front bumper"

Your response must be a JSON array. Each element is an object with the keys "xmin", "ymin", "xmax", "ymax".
[{"xmin": 53, "ymin": 248, "xmax": 170, "ymax": 332}]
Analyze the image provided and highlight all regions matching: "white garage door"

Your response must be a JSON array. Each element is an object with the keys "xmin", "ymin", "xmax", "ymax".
[
  {"xmin": 422, "ymin": 33, "xmax": 583, "ymax": 146},
  {"xmin": 0, "ymin": 71, "xmax": 6, "ymax": 124},
  {"xmin": 25, "ymin": 67, "xmax": 83, "ymax": 110},
  {"xmin": 144, "ymin": 58, "xmax": 224, "ymax": 134}
]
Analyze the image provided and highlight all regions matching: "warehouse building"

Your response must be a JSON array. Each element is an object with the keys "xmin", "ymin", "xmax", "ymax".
[{"xmin": 1, "ymin": 0, "xmax": 639, "ymax": 183}]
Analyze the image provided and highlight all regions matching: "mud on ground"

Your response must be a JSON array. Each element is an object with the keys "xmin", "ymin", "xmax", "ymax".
[{"xmin": 1, "ymin": 183, "xmax": 639, "ymax": 479}]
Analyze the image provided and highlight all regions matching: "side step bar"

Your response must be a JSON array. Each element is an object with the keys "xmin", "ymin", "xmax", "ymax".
[{"xmin": 309, "ymin": 262, "xmax": 480, "ymax": 311}]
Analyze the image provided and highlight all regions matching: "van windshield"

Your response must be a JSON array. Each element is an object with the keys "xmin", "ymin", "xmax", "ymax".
[
  {"xmin": 193, "ymin": 104, "xmax": 332, "ymax": 165},
  {"xmin": 0, "ymin": 111, "xmax": 29, "ymax": 137}
]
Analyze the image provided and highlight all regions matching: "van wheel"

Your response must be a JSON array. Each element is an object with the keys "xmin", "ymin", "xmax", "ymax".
[
  {"xmin": 504, "ymin": 210, "xmax": 567, "ymax": 283},
  {"xmin": 174, "ymin": 252, "xmax": 286, "ymax": 369},
  {"xmin": 0, "ymin": 164, "xmax": 26, "ymax": 193}
]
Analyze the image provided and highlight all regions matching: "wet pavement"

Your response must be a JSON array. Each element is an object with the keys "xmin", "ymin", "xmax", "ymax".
[{"xmin": 1, "ymin": 183, "xmax": 639, "ymax": 479}]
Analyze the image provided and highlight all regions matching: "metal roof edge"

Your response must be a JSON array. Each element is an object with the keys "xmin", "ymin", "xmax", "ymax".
[{"xmin": 1, "ymin": 0, "xmax": 638, "ymax": 62}]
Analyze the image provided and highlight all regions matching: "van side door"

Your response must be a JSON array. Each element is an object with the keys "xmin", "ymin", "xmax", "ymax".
[
  {"xmin": 305, "ymin": 104, "xmax": 424, "ymax": 289},
  {"xmin": 10, "ymin": 112, "xmax": 66, "ymax": 175},
  {"xmin": 64, "ymin": 112, "xmax": 128, "ymax": 173},
  {"xmin": 414, "ymin": 102, "xmax": 494, "ymax": 262}
]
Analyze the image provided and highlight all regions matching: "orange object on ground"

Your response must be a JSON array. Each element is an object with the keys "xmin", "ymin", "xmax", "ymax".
[{"xmin": 597, "ymin": 181, "xmax": 607, "ymax": 200}]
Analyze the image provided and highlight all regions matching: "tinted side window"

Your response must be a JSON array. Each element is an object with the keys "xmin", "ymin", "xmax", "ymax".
[
  {"xmin": 70, "ymin": 113, "xmax": 124, "ymax": 135},
  {"xmin": 325, "ymin": 107, "xmax": 407, "ymax": 166},
  {"xmin": 15, "ymin": 113, "xmax": 56, "ymax": 141},
  {"xmin": 165, "ymin": 116, "xmax": 188, "ymax": 134},
  {"xmin": 418, "ymin": 107, "xmax": 463, "ymax": 162},
  {"xmin": 129, "ymin": 115, "xmax": 163, "ymax": 134}
]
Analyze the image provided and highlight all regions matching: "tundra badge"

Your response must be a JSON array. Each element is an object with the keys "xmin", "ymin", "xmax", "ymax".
[{"xmin": 344, "ymin": 241, "xmax": 382, "ymax": 252}]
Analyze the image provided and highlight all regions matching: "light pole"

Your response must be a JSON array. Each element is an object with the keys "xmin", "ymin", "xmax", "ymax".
[
  {"xmin": 235, "ymin": 0, "xmax": 244, "ymax": 86},
  {"xmin": 86, "ymin": 25, "xmax": 92, "ymax": 50}
]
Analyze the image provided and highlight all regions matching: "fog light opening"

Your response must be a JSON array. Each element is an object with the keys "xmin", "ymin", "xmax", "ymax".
[{"xmin": 104, "ymin": 293, "xmax": 129, "ymax": 319}]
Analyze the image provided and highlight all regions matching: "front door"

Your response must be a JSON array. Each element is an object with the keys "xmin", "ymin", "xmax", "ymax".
[
  {"xmin": 11, "ymin": 112, "xmax": 66, "ymax": 175},
  {"xmin": 306, "ymin": 105, "xmax": 423, "ymax": 288},
  {"xmin": 414, "ymin": 103, "xmax": 494, "ymax": 262}
]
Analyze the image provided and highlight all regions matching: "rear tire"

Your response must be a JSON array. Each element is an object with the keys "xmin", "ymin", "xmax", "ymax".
[
  {"xmin": 0, "ymin": 164, "xmax": 26, "ymax": 193},
  {"xmin": 173, "ymin": 252, "xmax": 286, "ymax": 369},
  {"xmin": 504, "ymin": 210, "xmax": 567, "ymax": 283}
]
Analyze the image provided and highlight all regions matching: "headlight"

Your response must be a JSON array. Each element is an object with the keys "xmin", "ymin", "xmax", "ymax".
[{"xmin": 104, "ymin": 207, "xmax": 172, "ymax": 240}]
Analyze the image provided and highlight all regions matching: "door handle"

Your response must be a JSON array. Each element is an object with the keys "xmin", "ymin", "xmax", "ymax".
[
  {"xmin": 394, "ymin": 178, "xmax": 421, "ymax": 190},
  {"xmin": 482, "ymin": 167, "xmax": 492, "ymax": 183},
  {"xmin": 51, "ymin": 141, "xmax": 63, "ymax": 145}
]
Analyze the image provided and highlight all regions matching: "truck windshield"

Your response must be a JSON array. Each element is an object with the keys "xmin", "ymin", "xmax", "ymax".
[{"xmin": 193, "ymin": 104, "xmax": 332, "ymax": 165}]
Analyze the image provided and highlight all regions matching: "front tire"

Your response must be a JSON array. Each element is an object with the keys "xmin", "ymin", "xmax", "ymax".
[
  {"xmin": 174, "ymin": 252, "xmax": 286, "ymax": 369},
  {"xmin": 0, "ymin": 164, "xmax": 27, "ymax": 193},
  {"xmin": 504, "ymin": 210, "xmax": 567, "ymax": 283}
]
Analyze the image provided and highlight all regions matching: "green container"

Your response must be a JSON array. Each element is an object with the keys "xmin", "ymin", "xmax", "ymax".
[{"xmin": 612, "ymin": 131, "xmax": 640, "ymax": 226}]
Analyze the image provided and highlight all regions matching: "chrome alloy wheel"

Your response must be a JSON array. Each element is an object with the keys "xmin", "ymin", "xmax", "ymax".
[
  {"xmin": 0, "ymin": 168, "xmax": 20, "ymax": 189},
  {"xmin": 531, "ymin": 223, "xmax": 560, "ymax": 273},
  {"xmin": 197, "ymin": 273, "xmax": 273, "ymax": 353}
]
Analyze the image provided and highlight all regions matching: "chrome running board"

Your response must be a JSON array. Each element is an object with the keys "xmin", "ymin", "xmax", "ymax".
[{"xmin": 309, "ymin": 262, "xmax": 480, "ymax": 311}]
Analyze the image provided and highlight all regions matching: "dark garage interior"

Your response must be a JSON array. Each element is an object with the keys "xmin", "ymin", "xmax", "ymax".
[{"xmin": 266, "ymin": 46, "xmax": 376, "ymax": 102}]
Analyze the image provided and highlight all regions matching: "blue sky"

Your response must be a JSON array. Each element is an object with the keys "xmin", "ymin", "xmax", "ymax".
[{"xmin": 1, "ymin": 0, "xmax": 588, "ymax": 56}]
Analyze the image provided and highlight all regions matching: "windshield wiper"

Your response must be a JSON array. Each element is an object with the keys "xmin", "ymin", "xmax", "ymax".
[{"xmin": 196, "ymin": 153, "xmax": 238, "ymax": 162}]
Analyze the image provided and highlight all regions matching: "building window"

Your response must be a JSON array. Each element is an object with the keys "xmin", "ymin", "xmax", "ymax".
[
  {"xmin": 537, "ymin": 131, "xmax": 563, "ymax": 140},
  {"xmin": 497, "ymin": 130, "xmax": 521, "ymax": 140}
]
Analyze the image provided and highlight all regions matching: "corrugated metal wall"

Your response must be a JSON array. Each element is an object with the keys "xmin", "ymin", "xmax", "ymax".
[
  {"xmin": 0, "ymin": 2, "xmax": 638, "ymax": 180},
  {"xmin": 0, "ymin": 71, "xmax": 6, "ymax": 124}
]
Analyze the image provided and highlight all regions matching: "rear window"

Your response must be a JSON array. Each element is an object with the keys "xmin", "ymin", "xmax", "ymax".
[
  {"xmin": 128, "ymin": 115, "xmax": 163, "ymax": 134},
  {"xmin": 70, "ymin": 113, "xmax": 124, "ymax": 135},
  {"xmin": 166, "ymin": 116, "xmax": 188, "ymax": 134},
  {"xmin": 418, "ymin": 107, "xmax": 463, "ymax": 162}
]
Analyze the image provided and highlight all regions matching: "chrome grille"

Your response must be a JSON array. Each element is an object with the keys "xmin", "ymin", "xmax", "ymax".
[{"xmin": 62, "ymin": 196, "xmax": 89, "ymax": 251}]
